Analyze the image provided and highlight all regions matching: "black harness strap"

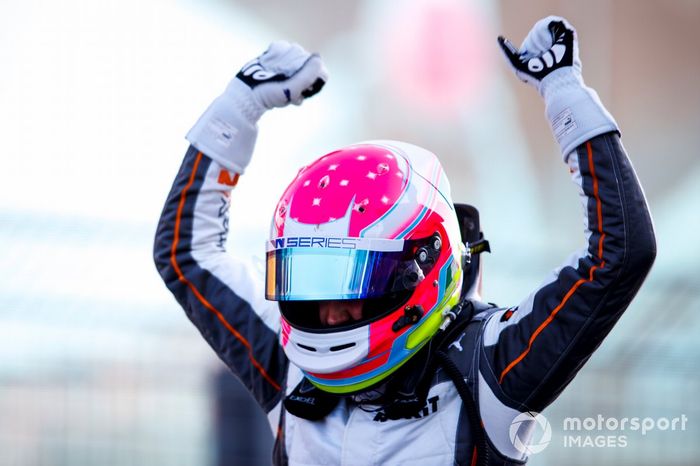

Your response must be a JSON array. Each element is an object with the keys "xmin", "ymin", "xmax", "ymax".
[{"xmin": 436, "ymin": 349, "xmax": 488, "ymax": 466}]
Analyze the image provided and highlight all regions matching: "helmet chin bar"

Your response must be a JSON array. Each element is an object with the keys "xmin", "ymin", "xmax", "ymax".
[{"xmin": 283, "ymin": 324, "xmax": 370, "ymax": 374}]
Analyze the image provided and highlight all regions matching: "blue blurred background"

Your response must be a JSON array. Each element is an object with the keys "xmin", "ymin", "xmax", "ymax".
[{"xmin": 1, "ymin": 0, "xmax": 698, "ymax": 464}]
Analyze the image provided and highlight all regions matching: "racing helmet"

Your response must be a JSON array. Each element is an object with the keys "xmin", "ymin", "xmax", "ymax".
[{"xmin": 266, "ymin": 140, "xmax": 466, "ymax": 394}]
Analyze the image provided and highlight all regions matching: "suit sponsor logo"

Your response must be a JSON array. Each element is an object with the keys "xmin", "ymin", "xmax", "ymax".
[
  {"xmin": 288, "ymin": 395, "xmax": 316, "ymax": 405},
  {"xmin": 373, "ymin": 396, "xmax": 439, "ymax": 422},
  {"xmin": 500, "ymin": 306, "xmax": 518, "ymax": 322},
  {"xmin": 218, "ymin": 169, "xmax": 240, "ymax": 187},
  {"xmin": 216, "ymin": 194, "xmax": 230, "ymax": 250}
]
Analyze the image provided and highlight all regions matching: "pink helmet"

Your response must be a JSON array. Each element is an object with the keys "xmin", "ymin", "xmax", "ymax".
[{"xmin": 265, "ymin": 140, "xmax": 466, "ymax": 394}]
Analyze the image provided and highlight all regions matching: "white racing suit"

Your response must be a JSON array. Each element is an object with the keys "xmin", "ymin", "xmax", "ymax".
[{"xmin": 154, "ymin": 132, "xmax": 656, "ymax": 465}]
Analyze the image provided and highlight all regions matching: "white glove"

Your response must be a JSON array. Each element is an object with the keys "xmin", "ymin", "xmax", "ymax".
[
  {"xmin": 498, "ymin": 16, "xmax": 618, "ymax": 159},
  {"xmin": 187, "ymin": 41, "xmax": 328, "ymax": 174}
]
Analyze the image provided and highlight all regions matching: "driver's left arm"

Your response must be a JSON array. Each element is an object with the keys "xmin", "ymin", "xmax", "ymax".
[
  {"xmin": 479, "ymin": 17, "xmax": 656, "ymax": 414},
  {"xmin": 480, "ymin": 132, "xmax": 655, "ymax": 412}
]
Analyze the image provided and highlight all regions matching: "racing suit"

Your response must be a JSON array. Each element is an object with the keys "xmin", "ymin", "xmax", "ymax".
[{"xmin": 153, "ymin": 129, "xmax": 656, "ymax": 464}]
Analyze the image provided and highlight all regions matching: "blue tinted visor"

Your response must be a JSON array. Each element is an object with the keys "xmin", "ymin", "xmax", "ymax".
[{"xmin": 265, "ymin": 237, "xmax": 435, "ymax": 301}]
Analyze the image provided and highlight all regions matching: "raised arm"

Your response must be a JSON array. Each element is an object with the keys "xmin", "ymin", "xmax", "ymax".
[
  {"xmin": 481, "ymin": 17, "xmax": 656, "ymax": 412},
  {"xmin": 153, "ymin": 42, "xmax": 328, "ymax": 411}
]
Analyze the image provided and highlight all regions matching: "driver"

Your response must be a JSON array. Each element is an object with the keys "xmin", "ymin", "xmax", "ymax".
[{"xmin": 154, "ymin": 16, "xmax": 656, "ymax": 465}]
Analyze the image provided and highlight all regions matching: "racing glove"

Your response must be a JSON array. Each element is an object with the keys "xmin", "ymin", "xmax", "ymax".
[
  {"xmin": 186, "ymin": 41, "xmax": 328, "ymax": 173},
  {"xmin": 498, "ymin": 16, "xmax": 618, "ymax": 159}
]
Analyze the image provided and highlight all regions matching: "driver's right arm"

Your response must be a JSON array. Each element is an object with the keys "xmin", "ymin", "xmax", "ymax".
[{"xmin": 153, "ymin": 42, "xmax": 328, "ymax": 412}]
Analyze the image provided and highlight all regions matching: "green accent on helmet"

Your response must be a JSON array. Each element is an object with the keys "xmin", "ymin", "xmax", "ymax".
[{"xmin": 406, "ymin": 266, "xmax": 462, "ymax": 349}]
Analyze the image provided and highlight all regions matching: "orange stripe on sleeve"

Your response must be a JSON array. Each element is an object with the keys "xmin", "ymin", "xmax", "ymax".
[
  {"xmin": 498, "ymin": 142, "xmax": 605, "ymax": 384},
  {"xmin": 587, "ymin": 142, "xmax": 606, "ymax": 260},
  {"xmin": 170, "ymin": 152, "xmax": 281, "ymax": 392}
]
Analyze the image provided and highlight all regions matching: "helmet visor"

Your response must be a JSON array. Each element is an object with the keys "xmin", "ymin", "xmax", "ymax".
[{"xmin": 265, "ymin": 237, "xmax": 435, "ymax": 301}]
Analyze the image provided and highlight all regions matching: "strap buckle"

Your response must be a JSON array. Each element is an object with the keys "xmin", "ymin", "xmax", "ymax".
[{"xmin": 463, "ymin": 238, "xmax": 491, "ymax": 265}]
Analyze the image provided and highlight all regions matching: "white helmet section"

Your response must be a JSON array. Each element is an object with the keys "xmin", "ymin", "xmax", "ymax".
[
  {"xmin": 282, "ymin": 323, "xmax": 370, "ymax": 374},
  {"xmin": 364, "ymin": 140, "xmax": 464, "ymax": 266},
  {"xmin": 359, "ymin": 140, "xmax": 445, "ymax": 239},
  {"xmin": 366, "ymin": 140, "xmax": 455, "ymax": 203}
]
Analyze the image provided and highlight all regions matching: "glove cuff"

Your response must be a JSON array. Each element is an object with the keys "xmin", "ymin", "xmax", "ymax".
[
  {"xmin": 541, "ymin": 69, "xmax": 619, "ymax": 161},
  {"xmin": 185, "ymin": 79, "xmax": 264, "ymax": 174},
  {"xmin": 224, "ymin": 78, "xmax": 267, "ymax": 123}
]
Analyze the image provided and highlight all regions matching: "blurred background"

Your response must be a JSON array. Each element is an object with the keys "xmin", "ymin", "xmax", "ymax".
[{"xmin": 1, "ymin": 0, "xmax": 698, "ymax": 464}]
